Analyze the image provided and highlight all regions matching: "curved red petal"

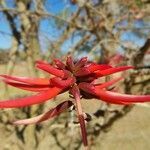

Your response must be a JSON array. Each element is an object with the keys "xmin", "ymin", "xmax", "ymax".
[
  {"xmin": 36, "ymin": 64, "xmax": 65, "ymax": 78},
  {"xmin": 0, "ymin": 75, "xmax": 50, "ymax": 85},
  {"xmin": 94, "ymin": 88, "xmax": 150, "ymax": 105},
  {"xmin": 0, "ymin": 87, "xmax": 63, "ymax": 108},
  {"xmin": 87, "ymin": 64, "xmax": 112, "ymax": 72},
  {"xmin": 50, "ymin": 77, "xmax": 76, "ymax": 88},
  {"xmin": 3, "ymin": 80, "xmax": 50, "ymax": 92},
  {"xmin": 94, "ymin": 66, "xmax": 133, "ymax": 77},
  {"xmin": 94, "ymin": 77, "xmax": 123, "ymax": 89},
  {"xmin": 36, "ymin": 60, "xmax": 48, "ymax": 65},
  {"xmin": 13, "ymin": 101, "xmax": 73, "ymax": 125},
  {"xmin": 53, "ymin": 59, "xmax": 65, "ymax": 69}
]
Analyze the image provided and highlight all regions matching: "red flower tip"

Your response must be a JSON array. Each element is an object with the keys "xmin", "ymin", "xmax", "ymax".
[
  {"xmin": 66, "ymin": 56, "xmax": 75, "ymax": 71},
  {"xmin": 74, "ymin": 57, "xmax": 87, "ymax": 69},
  {"xmin": 94, "ymin": 66, "xmax": 134, "ymax": 77},
  {"xmin": 35, "ymin": 60, "xmax": 48, "ymax": 65},
  {"xmin": 36, "ymin": 63, "xmax": 65, "ymax": 78},
  {"xmin": 53, "ymin": 59, "xmax": 66, "ymax": 69},
  {"xmin": 87, "ymin": 63, "xmax": 112, "ymax": 72}
]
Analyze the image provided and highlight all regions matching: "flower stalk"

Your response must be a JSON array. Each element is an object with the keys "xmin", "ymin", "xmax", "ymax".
[
  {"xmin": 0, "ymin": 56, "xmax": 150, "ymax": 147},
  {"xmin": 71, "ymin": 85, "xmax": 88, "ymax": 146}
]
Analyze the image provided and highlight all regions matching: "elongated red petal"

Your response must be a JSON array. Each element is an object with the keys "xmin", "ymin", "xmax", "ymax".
[
  {"xmin": 53, "ymin": 59, "xmax": 66, "ymax": 69},
  {"xmin": 3, "ymin": 80, "xmax": 50, "ymax": 92},
  {"xmin": 94, "ymin": 88, "xmax": 150, "ymax": 105},
  {"xmin": 75, "ymin": 64, "xmax": 112, "ymax": 76},
  {"xmin": 94, "ymin": 77, "xmax": 123, "ymax": 89},
  {"xmin": 0, "ymin": 75, "xmax": 50, "ymax": 85},
  {"xmin": 36, "ymin": 61, "xmax": 70, "ymax": 78},
  {"xmin": 0, "ymin": 87, "xmax": 63, "ymax": 108},
  {"xmin": 36, "ymin": 64, "xmax": 65, "ymax": 78},
  {"xmin": 66, "ymin": 56, "xmax": 75, "ymax": 71},
  {"xmin": 50, "ymin": 77, "xmax": 76, "ymax": 88},
  {"xmin": 87, "ymin": 64, "xmax": 112, "ymax": 72},
  {"xmin": 13, "ymin": 101, "xmax": 73, "ymax": 125},
  {"xmin": 75, "ymin": 57, "xmax": 87, "ymax": 69},
  {"xmin": 36, "ymin": 60, "xmax": 48, "ymax": 65},
  {"xmin": 94, "ymin": 66, "xmax": 133, "ymax": 77}
]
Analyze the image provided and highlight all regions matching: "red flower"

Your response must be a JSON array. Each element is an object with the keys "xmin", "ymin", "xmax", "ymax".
[{"xmin": 0, "ymin": 56, "xmax": 150, "ymax": 147}]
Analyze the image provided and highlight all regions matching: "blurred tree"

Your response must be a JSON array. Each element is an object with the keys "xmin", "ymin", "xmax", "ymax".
[{"xmin": 0, "ymin": 0, "xmax": 150, "ymax": 149}]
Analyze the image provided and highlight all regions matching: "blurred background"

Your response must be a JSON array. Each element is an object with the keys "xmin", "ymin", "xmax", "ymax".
[{"xmin": 0, "ymin": 0, "xmax": 150, "ymax": 149}]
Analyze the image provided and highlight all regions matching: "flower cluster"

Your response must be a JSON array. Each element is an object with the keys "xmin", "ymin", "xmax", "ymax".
[{"xmin": 0, "ymin": 56, "xmax": 150, "ymax": 147}]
